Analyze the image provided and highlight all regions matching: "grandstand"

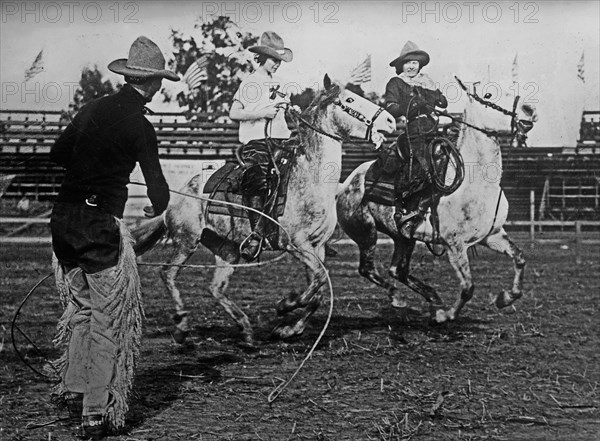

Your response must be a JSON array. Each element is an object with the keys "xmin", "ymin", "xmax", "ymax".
[{"xmin": 1, "ymin": 109, "xmax": 599, "ymax": 223}]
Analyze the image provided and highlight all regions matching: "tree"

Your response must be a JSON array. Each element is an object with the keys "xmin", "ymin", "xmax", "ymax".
[
  {"xmin": 166, "ymin": 16, "xmax": 258, "ymax": 118},
  {"xmin": 71, "ymin": 66, "xmax": 120, "ymax": 112}
]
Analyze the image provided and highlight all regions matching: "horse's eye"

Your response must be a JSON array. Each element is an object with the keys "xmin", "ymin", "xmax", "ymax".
[
  {"xmin": 236, "ymin": 32, "xmax": 242, "ymax": 38},
  {"xmin": 484, "ymin": 92, "xmax": 492, "ymax": 99},
  {"xmin": 346, "ymin": 97, "xmax": 354, "ymax": 103}
]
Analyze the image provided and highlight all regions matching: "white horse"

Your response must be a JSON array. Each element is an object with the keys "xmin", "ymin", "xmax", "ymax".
[
  {"xmin": 133, "ymin": 76, "xmax": 395, "ymax": 345},
  {"xmin": 336, "ymin": 86, "xmax": 537, "ymax": 322}
]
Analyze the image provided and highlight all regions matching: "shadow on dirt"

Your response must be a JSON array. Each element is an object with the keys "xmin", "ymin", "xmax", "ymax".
[
  {"xmin": 252, "ymin": 308, "xmax": 490, "ymax": 348},
  {"xmin": 126, "ymin": 352, "xmax": 243, "ymax": 429}
]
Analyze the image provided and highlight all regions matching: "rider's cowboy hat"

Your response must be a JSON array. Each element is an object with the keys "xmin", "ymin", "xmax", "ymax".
[
  {"xmin": 249, "ymin": 31, "xmax": 293, "ymax": 63},
  {"xmin": 108, "ymin": 36, "xmax": 179, "ymax": 81},
  {"xmin": 389, "ymin": 41, "xmax": 430, "ymax": 68}
]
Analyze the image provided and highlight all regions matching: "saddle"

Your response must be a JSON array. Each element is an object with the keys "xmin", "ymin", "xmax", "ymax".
[
  {"xmin": 202, "ymin": 143, "xmax": 295, "ymax": 249},
  {"xmin": 364, "ymin": 136, "xmax": 453, "ymax": 207},
  {"xmin": 364, "ymin": 142, "xmax": 425, "ymax": 207}
]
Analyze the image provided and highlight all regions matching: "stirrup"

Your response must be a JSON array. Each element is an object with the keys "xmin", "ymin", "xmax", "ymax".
[
  {"xmin": 396, "ymin": 210, "xmax": 419, "ymax": 225},
  {"xmin": 397, "ymin": 211, "xmax": 423, "ymax": 239},
  {"xmin": 240, "ymin": 233, "xmax": 264, "ymax": 261}
]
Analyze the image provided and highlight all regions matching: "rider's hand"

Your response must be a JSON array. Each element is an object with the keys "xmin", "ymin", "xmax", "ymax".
[
  {"xmin": 260, "ymin": 103, "xmax": 280, "ymax": 119},
  {"xmin": 143, "ymin": 205, "xmax": 157, "ymax": 218}
]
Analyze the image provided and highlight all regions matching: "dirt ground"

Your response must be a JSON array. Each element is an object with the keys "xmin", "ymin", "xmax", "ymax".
[{"xmin": 1, "ymin": 233, "xmax": 599, "ymax": 440}]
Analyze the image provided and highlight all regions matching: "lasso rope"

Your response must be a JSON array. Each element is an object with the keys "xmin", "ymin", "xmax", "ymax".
[
  {"xmin": 267, "ymin": 250, "xmax": 334, "ymax": 403},
  {"xmin": 11, "ymin": 272, "xmax": 60, "ymax": 381},
  {"xmin": 14, "ymin": 95, "xmax": 358, "ymax": 403},
  {"xmin": 14, "ymin": 179, "xmax": 336, "ymax": 404},
  {"xmin": 130, "ymin": 181, "xmax": 336, "ymax": 403}
]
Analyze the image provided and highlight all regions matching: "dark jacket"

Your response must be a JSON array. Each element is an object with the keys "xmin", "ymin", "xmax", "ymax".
[
  {"xmin": 383, "ymin": 77, "xmax": 448, "ymax": 129},
  {"xmin": 51, "ymin": 84, "xmax": 169, "ymax": 218}
]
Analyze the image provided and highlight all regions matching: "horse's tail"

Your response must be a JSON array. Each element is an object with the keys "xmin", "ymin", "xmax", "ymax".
[{"xmin": 131, "ymin": 215, "xmax": 167, "ymax": 256}]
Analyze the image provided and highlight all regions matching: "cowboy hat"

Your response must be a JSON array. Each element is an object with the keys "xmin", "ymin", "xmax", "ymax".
[
  {"xmin": 389, "ymin": 41, "xmax": 430, "ymax": 68},
  {"xmin": 249, "ymin": 31, "xmax": 293, "ymax": 63},
  {"xmin": 108, "ymin": 36, "xmax": 179, "ymax": 81}
]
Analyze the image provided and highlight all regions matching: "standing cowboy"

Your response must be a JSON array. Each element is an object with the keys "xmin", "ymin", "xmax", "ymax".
[
  {"xmin": 229, "ymin": 31, "xmax": 293, "ymax": 261},
  {"xmin": 49, "ymin": 36, "xmax": 178, "ymax": 438},
  {"xmin": 383, "ymin": 41, "xmax": 448, "ymax": 238}
]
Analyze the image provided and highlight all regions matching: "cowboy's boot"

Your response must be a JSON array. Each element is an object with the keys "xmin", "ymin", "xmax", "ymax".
[{"xmin": 240, "ymin": 195, "xmax": 266, "ymax": 261}]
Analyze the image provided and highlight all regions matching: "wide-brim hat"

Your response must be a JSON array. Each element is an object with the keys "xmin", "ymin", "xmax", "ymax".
[
  {"xmin": 249, "ymin": 31, "xmax": 293, "ymax": 63},
  {"xmin": 108, "ymin": 36, "xmax": 179, "ymax": 81},
  {"xmin": 389, "ymin": 40, "xmax": 430, "ymax": 68}
]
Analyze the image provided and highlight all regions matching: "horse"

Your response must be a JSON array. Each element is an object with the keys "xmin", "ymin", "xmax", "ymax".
[
  {"xmin": 133, "ymin": 75, "xmax": 395, "ymax": 345},
  {"xmin": 336, "ymin": 84, "xmax": 538, "ymax": 323}
]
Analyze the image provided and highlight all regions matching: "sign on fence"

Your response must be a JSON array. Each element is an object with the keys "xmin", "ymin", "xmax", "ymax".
[{"xmin": 125, "ymin": 159, "xmax": 225, "ymax": 217}]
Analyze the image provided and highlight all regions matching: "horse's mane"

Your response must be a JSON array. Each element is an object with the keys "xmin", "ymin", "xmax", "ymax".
[
  {"xmin": 304, "ymin": 83, "xmax": 342, "ymax": 115},
  {"xmin": 292, "ymin": 83, "xmax": 342, "ymax": 158}
]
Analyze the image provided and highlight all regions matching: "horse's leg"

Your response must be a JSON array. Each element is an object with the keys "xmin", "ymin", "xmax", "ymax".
[
  {"xmin": 161, "ymin": 239, "xmax": 197, "ymax": 344},
  {"xmin": 391, "ymin": 237, "xmax": 446, "ymax": 321},
  {"xmin": 340, "ymin": 204, "xmax": 404, "ymax": 307},
  {"xmin": 481, "ymin": 229, "xmax": 525, "ymax": 308},
  {"xmin": 273, "ymin": 244, "xmax": 327, "ymax": 339},
  {"xmin": 443, "ymin": 246, "xmax": 475, "ymax": 322},
  {"xmin": 209, "ymin": 257, "xmax": 254, "ymax": 345}
]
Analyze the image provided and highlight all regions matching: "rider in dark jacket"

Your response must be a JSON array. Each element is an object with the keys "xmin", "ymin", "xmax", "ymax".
[{"xmin": 383, "ymin": 41, "xmax": 448, "ymax": 239}]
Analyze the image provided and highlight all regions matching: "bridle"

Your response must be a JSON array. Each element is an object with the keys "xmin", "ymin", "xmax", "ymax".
[
  {"xmin": 333, "ymin": 98, "xmax": 386, "ymax": 142},
  {"xmin": 452, "ymin": 76, "xmax": 534, "ymax": 145},
  {"xmin": 269, "ymin": 85, "xmax": 386, "ymax": 143}
]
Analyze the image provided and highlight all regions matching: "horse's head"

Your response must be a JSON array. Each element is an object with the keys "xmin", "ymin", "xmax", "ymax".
[
  {"xmin": 461, "ymin": 79, "xmax": 538, "ymax": 147},
  {"xmin": 311, "ymin": 74, "xmax": 395, "ymax": 148},
  {"xmin": 513, "ymin": 102, "xmax": 537, "ymax": 146}
]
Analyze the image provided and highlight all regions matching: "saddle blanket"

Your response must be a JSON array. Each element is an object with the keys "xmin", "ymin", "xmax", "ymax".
[
  {"xmin": 203, "ymin": 159, "xmax": 291, "ymax": 220},
  {"xmin": 363, "ymin": 145, "xmax": 415, "ymax": 206}
]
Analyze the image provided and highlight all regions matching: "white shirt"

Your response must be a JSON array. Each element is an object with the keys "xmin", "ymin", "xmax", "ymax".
[{"xmin": 232, "ymin": 70, "xmax": 291, "ymax": 144}]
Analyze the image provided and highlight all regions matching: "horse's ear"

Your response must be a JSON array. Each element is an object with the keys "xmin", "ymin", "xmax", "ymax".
[{"xmin": 323, "ymin": 74, "xmax": 332, "ymax": 90}]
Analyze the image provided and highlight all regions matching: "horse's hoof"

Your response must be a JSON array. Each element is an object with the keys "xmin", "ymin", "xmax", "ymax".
[
  {"xmin": 434, "ymin": 309, "xmax": 449, "ymax": 323},
  {"xmin": 495, "ymin": 290, "xmax": 522, "ymax": 308},
  {"xmin": 272, "ymin": 324, "xmax": 303, "ymax": 340},
  {"xmin": 276, "ymin": 295, "xmax": 296, "ymax": 316},
  {"xmin": 389, "ymin": 292, "xmax": 407, "ymax": 309},
  {"xmin": 173, "ymin": 329, "xmax": 189, "ymax": 344}
]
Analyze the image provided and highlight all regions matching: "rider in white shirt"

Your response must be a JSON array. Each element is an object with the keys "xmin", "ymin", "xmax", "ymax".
[{"xmin": 229, "ymin": 31, "xmax": 293, "ymax": 261}]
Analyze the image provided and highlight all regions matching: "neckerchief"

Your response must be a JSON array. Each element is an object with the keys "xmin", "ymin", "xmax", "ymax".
[{"xmin": 399, "ymin": 72, "xmax": 436, "ymax": 90}]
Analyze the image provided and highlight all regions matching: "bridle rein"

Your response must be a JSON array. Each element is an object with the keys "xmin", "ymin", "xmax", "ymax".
[
  {"xmin": 268, "ymin": 85, "xmax": 387, "ymax": 143},
  {"xmin": 452, "ymin": 76, "xmax": 533, "ymax": 144}
]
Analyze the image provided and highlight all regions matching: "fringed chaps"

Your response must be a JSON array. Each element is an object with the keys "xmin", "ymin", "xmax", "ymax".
[{"xmin": 51, "ymin": 219, "xmax": 144, "ymax": 431}]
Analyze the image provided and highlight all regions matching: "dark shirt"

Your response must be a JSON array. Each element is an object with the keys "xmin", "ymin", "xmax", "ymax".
[
  {"xmin": 51, "ymin": 84, "xmax": 169, "ymax": 218},
  {"xmin": 383, "ymin": 77, "xmax": 448, "ymax": 124}
]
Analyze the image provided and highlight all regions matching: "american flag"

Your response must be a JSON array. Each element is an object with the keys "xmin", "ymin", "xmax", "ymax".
[
  {"xmin": 511, "ymin": 53, "xmax": 518, "ymax": 84},
  {"xmin": 183, "ymin": 55, "xmax": 209, "ymax": 89},
  {"xmin": 348, "ymin": 54, "xmax": 371, "ymax": 85},
  {"xmin": 24, "ymin": 50, "xmax": 44, "ymax": 82},
  {"xmin": 577, "ymin": 51, "xmax": 585, "ymax": 83}
]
